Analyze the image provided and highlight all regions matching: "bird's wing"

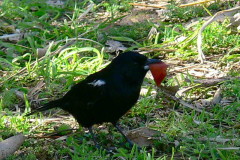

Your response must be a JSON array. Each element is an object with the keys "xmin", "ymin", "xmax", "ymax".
[{"xmin": 62, "ymin": 75, "xmax": 108, "ymax": 110}]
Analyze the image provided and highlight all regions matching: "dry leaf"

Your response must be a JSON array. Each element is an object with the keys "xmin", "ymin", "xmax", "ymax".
[{"xmin": 126, "ymin": 127, "xmax": 160, "ymax": 147}]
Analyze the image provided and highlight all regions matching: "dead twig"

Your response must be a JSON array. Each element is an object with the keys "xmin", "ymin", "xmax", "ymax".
[
  {"xmin": 199, "ymin": 137, "xmax": 239, "ymax": 143},
  {"xmin": 129, "ymin": 0, "xmax": 214, "ymax": 9},
  {"xmin": 0, "ymin": 32, "xmax": 37, "ymax": 41},
  {"xmin": 27, "ymin": 135, "xmax": 62, "ymax": 139},
  {"xmin": 217, "ymin": 147, "xmax": 240, "ymax": 150},
  {"xmin": 177, "ymin": 77, "xmax": 239, "ymax": 101},
  {"xmin": 129, "ymin": 3, "xmax": 166, "ymax": 9},
  {"xmin": 197, "ymin": 6, "xmax": 240, "ymax": 63},
  {"xmin": 176, "ymin": 84, "xmax": 201, "ymax": 98},
  {"xmin": 139, "ymin": 48, "xmax": 176, "ymax": 53},
  {"xmin": 180, "ymin": 0, "xmax": 213, "ymax": 8},
  {"xmin": 185, "ymin": 77, "xmax": 240, "ymax": 87},
  {"xmin": 159, "ymin": 86, "xmax": 213, "ymax": 116},
  {"xmin": 77, "ymin": 3, "xmax": 94, "ymax": 21}
]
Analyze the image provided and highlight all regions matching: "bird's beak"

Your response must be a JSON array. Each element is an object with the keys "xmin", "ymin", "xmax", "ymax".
[{"xmin": 144, "ymin": 59, "xmax": 161, "ymax": 70}]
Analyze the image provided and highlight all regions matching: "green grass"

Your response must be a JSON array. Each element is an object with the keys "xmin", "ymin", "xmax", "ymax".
[{"xmin": 1, "ymin": 0, "xmax": 239, "ymax": 159}]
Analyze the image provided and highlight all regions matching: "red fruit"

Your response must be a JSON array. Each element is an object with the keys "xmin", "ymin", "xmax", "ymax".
[{"xmin": 149, "ymin": 62, "xmax": 168, "ymax": 86}]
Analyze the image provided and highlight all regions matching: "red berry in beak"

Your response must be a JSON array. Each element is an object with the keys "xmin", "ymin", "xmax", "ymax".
[{"xmin": 149, "ymin": 62, "xmax": 168, "ymax": 86}]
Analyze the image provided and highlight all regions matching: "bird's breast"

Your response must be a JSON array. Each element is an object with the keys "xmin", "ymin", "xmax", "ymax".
[{"xmin": 108, "ymin": 82, "xmax": 141, "ymax": 106}]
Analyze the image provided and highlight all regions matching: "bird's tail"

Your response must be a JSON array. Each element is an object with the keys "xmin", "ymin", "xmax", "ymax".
[{"xmin": 25, "ymin": 99, "xmax": 62, "ymax": 116}]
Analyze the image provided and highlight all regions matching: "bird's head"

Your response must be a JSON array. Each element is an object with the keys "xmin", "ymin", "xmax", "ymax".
[{"xmin": 109, "ymin": 51, "xmax": 168, "ymax": 86}]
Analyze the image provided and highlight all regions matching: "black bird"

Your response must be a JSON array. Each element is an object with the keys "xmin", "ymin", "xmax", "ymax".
[{"xmin": 26, "ymin": 51, "xmax": 167, "ymax": 148}]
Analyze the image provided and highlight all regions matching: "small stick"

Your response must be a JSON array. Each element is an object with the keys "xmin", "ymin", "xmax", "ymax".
[
  {"xmin": 217, "ymin": 147, "xmax": 240, "ymax": 150},
  {"xmin": 185, "ymin": 77, "xmax": 240, "ymax": 87},
  {"xmin": 129, "ymin": 3, "xmax": 166, "ymax": 9},
  {"xmin": 159, "ymin": 86, "xmax": 213, "ymax": 116},
  {"xmin": 197, "ymin": 6, "xmax": 240, "ymax": 63},
  {"xmin": 179, "ymin": 0, "xmax": 213, "ymax": 7},
  {"xmin": 139, "ymin": 48, "xmax": 176, "ymax": 52},
  {"xmin": 77, "ymin": 3, "xmax": 94, "ymax": 21},
  {"xmin": 129, "ymin": 0, "xmax": 213, "ymax": 9}
]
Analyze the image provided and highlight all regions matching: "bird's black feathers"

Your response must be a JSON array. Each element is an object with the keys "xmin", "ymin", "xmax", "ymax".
[{"xmin": 26, "ymin": 52, "xmax": 163, "ymax": 147}]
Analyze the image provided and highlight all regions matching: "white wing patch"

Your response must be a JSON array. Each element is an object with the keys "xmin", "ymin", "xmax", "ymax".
[
  {"xmin": 144, "ymin": 65, "xmax": 149, "ymax": 70},
  {"xmin": 88, "ymin": 80, "xmax": 106, "ymax": 87}
]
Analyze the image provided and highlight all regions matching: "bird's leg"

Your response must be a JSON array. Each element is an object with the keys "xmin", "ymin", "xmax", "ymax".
[
  {"xmin": 88, "ymin": 126, "xmax": 100, "ymax": 149},
  {"xmin": 112, "ymin": 123, "xmax": 134, "ymax": 147}
]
